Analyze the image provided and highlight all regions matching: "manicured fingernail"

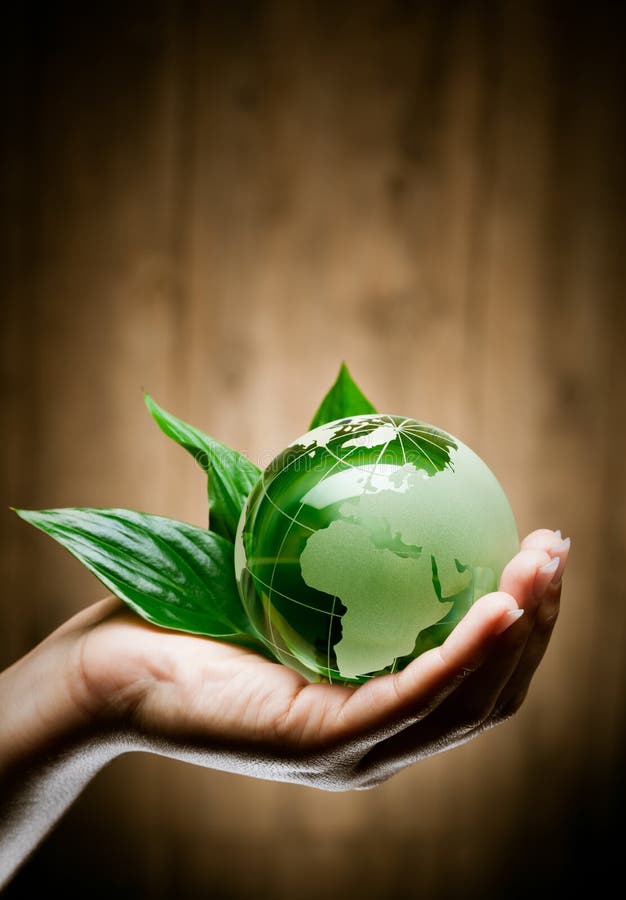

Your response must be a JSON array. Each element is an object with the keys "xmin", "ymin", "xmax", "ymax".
[
  {"xmin": 535, "ymin": 556, "xmax": 559, "ymax": 596},
  {"xmin": 548, "ymin": 537, "xmax": 570, "ymax": 585},
  {"xmin": 550, "ymin": 537, "xmax": 571, "ymax": 556},
  {"xmin": 494, "ymin": 608, "xmax": 524, "ymax": 635}
]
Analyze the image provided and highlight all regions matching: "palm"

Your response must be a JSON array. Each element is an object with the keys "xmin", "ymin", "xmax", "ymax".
[{"xmin": 78, "ymin": 528, "xmax": 569, "ymax": 790}]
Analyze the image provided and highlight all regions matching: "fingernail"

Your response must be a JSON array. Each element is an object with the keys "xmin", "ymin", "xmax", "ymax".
[
  {"xmin": 494, "ymin": 608, "xmax": 524, "ymax": 635},
  {"xmin": 548, "ymin": 537, "xmax": 570, "ymax": 585},
  {"xmin": 550, "ymin": 537, "xmax": 571, "ymax": 556},
  {"xmin": 535, "ymin": 556, "xmax": 559, "ymax": 596}
]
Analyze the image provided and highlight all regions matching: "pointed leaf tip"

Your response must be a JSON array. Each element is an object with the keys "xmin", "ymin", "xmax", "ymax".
[
  {"xmin": 16, "ymin": 506, "xmax": 271, "ymax": 653},
  {"xmin": 308, "ymin": 363, "xmax": 377, "ymax": 430},
  {"xmin": 145, "ymin": 395, "xmax": 260, "ymax": 542}
]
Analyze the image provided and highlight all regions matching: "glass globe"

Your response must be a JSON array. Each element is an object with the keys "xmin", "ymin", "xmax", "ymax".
[{"xmin": 235, "ymin": 415, "xmax": 519, "ymax": 686}]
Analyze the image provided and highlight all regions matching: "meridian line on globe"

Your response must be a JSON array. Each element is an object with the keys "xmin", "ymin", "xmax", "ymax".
[
  {"xmin": 261, "ymin": 423, "xmax": 358, "ymax": 491},
  {"xmin": 365, "ymin": 426, "xmax": 398, "ymax": 471},
  {"xmin": 261, "ymin": 444, "xmax": 321, "ymax": 490},
  {"xmin": 264, "ymin": 419, "xmax": 384, "ymax": 492},
  {"xmin": 342, "ymin": 423, "xmax": 398, "ymax": 450},
  {"xmin": 262, "ymin": 431, "xmax": 396, "ymax": 678},
  {"xmin": 258, "ymin": 481, "xmax": 316, "ymax": 534},
  {"xmin": 288, "ymin": 416, "xmax": 391, "ymax": 453},
  {"xmin": 237, "ymin": 412, "xmax": 519, "ymax": 685},
  {"xmin": 288, "ymin": 420, "xmax": 351, "ymax": 450},
  {"xmin": 317, "ymin": 428, "xmax": 399, "ymax": 475},
  {"xmin": 401, "ymin": 429, "xmax": 442, "ymax": 460},
  {"xmin": 324, "ymin": 427, "xmax": 399, "ymax": 682},
  {"xmin": 264, "ymin": 441, "xmax": 365, "ymax": 654},
  {"xmin": 402, "ymin": 424, "xmax": 447, "ymax": 441},
  {"xmin": 303, "ymin": 429, "xmax": 461, "ymax": 678},
  {"xmin": 296, "ymin": 424, "xmax": 457, "ymax": 679},
  {"xmin": 396, "ymin": 429, "xmax": 408, "ymax": 465},
  {"xmin": 239, "ymin": 622, "xmax": 348, "ymax": 678},
  {"xmin": 296, "ymin": 426, "xmax": 464, "ymax": 678},
  {"xmin": 301, "ymin": 518, "xmax": 453, "ymax": 678},
  {"xmin": 400, "ymin": 429, "xmax": 438, "ymax": 472},
  {"xmin": 400, "ymin": 422, "xmax": 449, "ymax": 440},
  {"xmin": 327, "ymin": 595, "xmax": 339, "ymax": 684},
  {"xmin": 400, "ymin": 428, "xmax": 456, "ymax": 469}
]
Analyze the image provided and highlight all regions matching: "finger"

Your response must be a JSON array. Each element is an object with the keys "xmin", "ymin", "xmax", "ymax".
[
  {"xmin": 315, "ymin": 591, "xmax": 521, "ymax": 752},
  {"xmin": 521, "ymin": 528, "xmax": 561, "ymax": 551},
  {"xmin": 519, "ymin": 527, "xmax": 570, "ymax": 585},
  {"xmin": 353, "ymin": 611, "xmax": 532, "ymax": 786},
  {"xmin": 488, "ymin": 534, "xmax": 570, "ymax": 722},
  {"xmin": 357, "ymin": 534, "xmax": 572, "ymax": 784},
  {"xmin": 207, "ymin": 545, "xmax": 559, "ymax": 755},
  {"xmin": 353, "ymin": 544, "xmax": 552, "ymax": 779},
  {"xmin": 295, "ymin": 531, "xmax": 567, "ymax": 756},
  {"xmin": 431, "ymin": 534, "xmax": 569, "ymax": 733},
  {"xmin": 499, "ymin": 546, "xmax": 554, "ymax": 613},
  {"xmin": 330, "ymin": 547, "xmax": 547, "ymax": 756}
]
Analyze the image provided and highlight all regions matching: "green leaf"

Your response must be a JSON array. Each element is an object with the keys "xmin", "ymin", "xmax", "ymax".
[
  {"xmin": 309, "ymin": 362, "xmax": 377, "ymax": 430},
  {"xmin": 15, "ymin": 507, "xmax": 270, "ymax": 654},
  {"xmin": 144, "ymin": 394, "xmax": 260, "ymax": 543}
]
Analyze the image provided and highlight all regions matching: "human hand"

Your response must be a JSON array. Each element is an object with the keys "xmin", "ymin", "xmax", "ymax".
[
  {"xmin": 0, "ymin": 527, "xmax": 570, "ymax": 885},
  {"xmin": 64, "ymin": 527, "xmax": 570, "ymax": 791}
]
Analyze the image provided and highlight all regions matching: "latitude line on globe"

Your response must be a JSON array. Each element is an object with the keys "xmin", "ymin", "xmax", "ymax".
[
  {"xmin": 268, "ymin": 417, "xmax": 413, "ymax": 489},
  {"xmin": 365, "ymin": 428, "xmax": 398, "ymax": 483},
  {"xmin": 260, "ymin": 430, "xmax": 353, "ymax": 493},
  {"xmin": 319, "ymin": 438, "xmax": 396, "ymax": 477},
  {"xmin": 254, "ymin": 618, "xmax": 362, "ymax": 681},
  {"xmin": 258, "ymin": 437, "xmax": 368, "ymax": 539},
  {"xmin": 264, "ymin": 441, "xmax": 365, "ymax": 657},
  {"xmin": 258, "ymin": 421, "xmax": 372, "ymax": 501},
  {"xmin": 296, "ymin": 421, "xmax": 440, "ymax": 680},
  {"xmin": 265, "ymin": 422, "xmax": 374, "ymax": 490},
  {"xmin": 261, "ymin": 445, "xmax": 318, "ymax": 491},
  {"xmin": 255, "ymin": 416, "xmax": 461, "ymax": 682},
  {"xmin": 247, "ymin": 570, "xmax": 342, "ymax": 616},
  {"xmin": 263, "ymin": 432, "xmax": 397, "ymax": 683},
  {"xmin": 259, "ymin": 487, "xmax": 316, "ymax": 535},
  {"xmin": 253, "ymin": 627, "xmax": 377, "ymax": 681},
  {"xmin": 244, "ymin": 627, "xmax": 346, "ymax": 678}
]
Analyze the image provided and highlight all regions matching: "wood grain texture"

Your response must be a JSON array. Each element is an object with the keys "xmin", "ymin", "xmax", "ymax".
[{"xmin": 1, "ymin": 2, "xmax": 624, "ymax": 898}]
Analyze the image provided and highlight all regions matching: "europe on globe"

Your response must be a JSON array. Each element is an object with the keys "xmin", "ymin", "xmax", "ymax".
[{"xmin": 235, "ymin": 415, "xmax": 519, "ymax": 686}]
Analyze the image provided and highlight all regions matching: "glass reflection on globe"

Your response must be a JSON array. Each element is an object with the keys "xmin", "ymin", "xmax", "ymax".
[{"xmin": 235, "ymin": 415, "xmax": 519, "ymax": 685}]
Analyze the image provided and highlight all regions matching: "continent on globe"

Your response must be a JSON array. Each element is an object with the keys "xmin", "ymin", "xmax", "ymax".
[
  {"xmin": 300, "ymin": 519, "xmax": 452, "ymax": 678},
  {"xmin": 235, "ymin": 414, "xmax": 519, "ymax": 686}
]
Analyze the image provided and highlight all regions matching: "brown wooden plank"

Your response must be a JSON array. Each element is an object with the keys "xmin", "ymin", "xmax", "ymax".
[{"xmin": 1, "ymin": 2, "xmax": 624, "ymax": 898}]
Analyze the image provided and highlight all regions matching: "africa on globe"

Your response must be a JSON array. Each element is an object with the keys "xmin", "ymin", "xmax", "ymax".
[{"xmin": 235, "ymin": 414, "xmax": 519, "ymax": 686}]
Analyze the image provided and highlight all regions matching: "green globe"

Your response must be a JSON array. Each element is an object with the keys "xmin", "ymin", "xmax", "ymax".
[{"xmin": 235, "ymin": 415, "xmax": 519, "ymax": 686}]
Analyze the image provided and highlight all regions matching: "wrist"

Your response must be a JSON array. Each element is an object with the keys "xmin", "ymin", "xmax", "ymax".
[{"xmin": 0, "ymin": 606, "xmax": 129, "ymax": 781}]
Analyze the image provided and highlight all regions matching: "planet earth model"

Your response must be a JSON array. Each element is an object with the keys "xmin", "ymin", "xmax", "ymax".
[{"xmin": 235, "ymin": 414, "xmax": 519, "ymax": 685}]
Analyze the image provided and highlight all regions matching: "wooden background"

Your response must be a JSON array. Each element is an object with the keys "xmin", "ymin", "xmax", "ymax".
[{"xmin": 2, "ymin": 2, "xmax": 624, "ymax": 897}]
